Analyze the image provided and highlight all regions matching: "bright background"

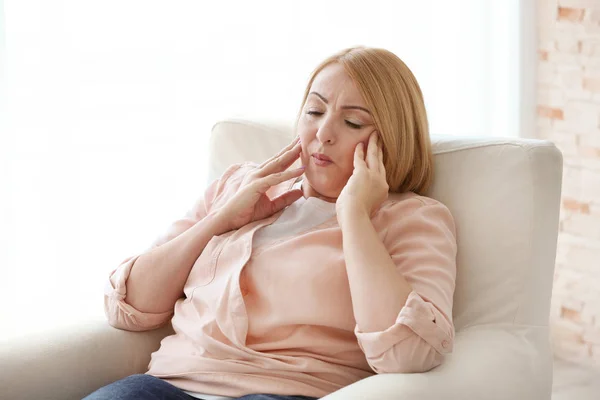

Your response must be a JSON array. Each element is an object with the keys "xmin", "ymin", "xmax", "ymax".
[{"xmin": 0, "ymin": 0, "xmax": 530, "ymax": 339}]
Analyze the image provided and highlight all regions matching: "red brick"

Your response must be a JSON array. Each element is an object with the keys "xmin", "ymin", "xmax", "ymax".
[
  {"xmin": 563, "ymin": 197, "xmax": 591, "ymax": 213},
  {"xmin": 558, "ymin": 7, "xmax": 586, "ymax": 22},
  {"xmin": 537, "ymin": 105, "xmax": 565, "ymax": 120},
  {"xmin": 562, "ymin": 307, "xmax": 582, "ymax": 322},
  {"xmin": 541, "ymin": 0, "xmax": 600, "ymax": 368}
]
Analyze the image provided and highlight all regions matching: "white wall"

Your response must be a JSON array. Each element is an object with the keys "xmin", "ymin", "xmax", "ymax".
[{"xmin": 0, "ymin": 0, "xmax": 524, "ymax": 339}]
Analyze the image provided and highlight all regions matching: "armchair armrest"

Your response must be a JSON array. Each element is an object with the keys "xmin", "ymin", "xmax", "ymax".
[
  {"xmin": 2, "ymin": 319, "xmax": 552, "ymax": 400},
  {"xmin": 321, "ymin": 326, "xmax": 553, "ymax": 400},
  {"xmin": 0, "ymin": 317, "xmax": 173, "ymax": 400}
]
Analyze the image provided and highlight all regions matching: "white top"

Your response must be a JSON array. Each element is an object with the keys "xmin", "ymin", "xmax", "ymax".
[
  {"xmin": 252, "ymin": 180, "xmax": 337, "ymax": 248},
  {"xmin": 183, "ymin": 179, "xmax": 336, "ymax": 400}
]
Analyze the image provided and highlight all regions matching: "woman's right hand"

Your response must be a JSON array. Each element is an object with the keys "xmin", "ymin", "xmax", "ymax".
[{"xmin": 214, "ymin": 137, "xmax": 305, "ymax": 234}]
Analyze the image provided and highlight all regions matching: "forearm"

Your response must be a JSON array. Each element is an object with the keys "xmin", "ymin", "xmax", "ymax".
[
  {"xmin": 126, "ymin": 211, "xmax": 229, "ymax": 314},
  {"xmin": 341, "ymin": 209, "xmax": 412, "ymax": 333}
]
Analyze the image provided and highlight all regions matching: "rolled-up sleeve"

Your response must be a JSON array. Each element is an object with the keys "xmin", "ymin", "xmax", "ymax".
[
  {"xmin": 103, "ymin": 163, "xmax": 246, "ymax": 331},
  {"xmin": 354, "ymin": 199, "xmax": 457, "ymax": 374},
  {"xmin": 104, "ymin": 255, "xmax": 174, "ymax": 331}
]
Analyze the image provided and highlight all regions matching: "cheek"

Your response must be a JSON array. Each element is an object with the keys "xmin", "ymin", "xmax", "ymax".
[
  {"xmin": 340, "ymin": 139, "xmax": 367, "ymax": 170},
  {"xmin": 298, "ymin": 139, "xmax": 311, "ymax": 165},
  {"xmin": 338, "ymin": 143, "xmax": 359, "ymax": 172},
  {"xmin": 300, "ymin": 148, "xmax": 309, "ymax": 166},
  {"xmin": 346, "ymin": 140, "xmax": 367, "ymax": 159},
  {"xmin": 298, "ymin": 131, "xmax": 311, "ymax": 143},
  {"xmin": 296, "ymin": 121, "xmax": 314, "ymax": 142},
  {"xmin": 297, "ymin": 127, "xmax": 315, "ymax": 160},
  {"xmin": 351, "ymin": 138, "xmax": 370, "ymax": 160}
]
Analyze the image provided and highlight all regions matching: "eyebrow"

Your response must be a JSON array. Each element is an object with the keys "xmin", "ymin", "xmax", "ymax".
[{"xmin": 308, "ymin": 91, "xmax": 372, "ymax": 115}]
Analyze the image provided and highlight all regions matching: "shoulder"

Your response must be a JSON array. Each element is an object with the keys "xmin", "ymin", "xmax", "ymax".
[
  {"xmin": 372, "ymin": 192, "xmax": 456, "ymax": 237},
  {"xmin": 377, "ymin": 191, "xmax": 452, "ymax": 217}
]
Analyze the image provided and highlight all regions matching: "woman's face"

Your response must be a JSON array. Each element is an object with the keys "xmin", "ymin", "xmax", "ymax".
[{"xmin": 297, "ymin": 63, "xmax": 376, "ymax": 202}]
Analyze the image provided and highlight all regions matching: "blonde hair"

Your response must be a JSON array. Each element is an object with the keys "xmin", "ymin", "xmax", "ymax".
[{"xmin": 294, "ymin": 46, "xmax": 433, "ymax": 194}]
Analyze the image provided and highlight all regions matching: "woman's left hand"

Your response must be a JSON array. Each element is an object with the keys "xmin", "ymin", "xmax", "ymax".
[{"xmin": 336, "ymin": 131, "xmax": 389, "ymax": 224}]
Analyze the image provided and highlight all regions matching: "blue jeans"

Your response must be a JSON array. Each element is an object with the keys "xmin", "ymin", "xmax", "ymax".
[{"xmin": 83, "ymin": 374, "xmax": 320, "ymax": 400}]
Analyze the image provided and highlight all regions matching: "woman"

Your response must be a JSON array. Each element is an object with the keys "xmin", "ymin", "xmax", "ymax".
[{"xmin": 86, "ymin": 46, "xmax": 457, "ymax": 400}]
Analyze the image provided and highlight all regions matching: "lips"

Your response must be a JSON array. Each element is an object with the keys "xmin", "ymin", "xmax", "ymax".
[{"xmin": 312, "ymin": 153, "xmax": 333, "ymax": 162}]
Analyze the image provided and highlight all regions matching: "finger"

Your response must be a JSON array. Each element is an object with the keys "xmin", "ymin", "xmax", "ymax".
[
  {"xmin": 258, "ymin": 136, "xmax": 300, "ymax": 169},
  {"xmin": 366, "ymin": 132, "xmax": 378, "ymax": 169},
  {"xmin": 354, "ymin": 142, "xmax": 366, "ymax": 169},
  {"xmin": 258, "ymin": 140, "xmax": 302, "ymax": 177},
  {"xmin": 258, "ymin": 136, "xmax": 300, "ymax": 168},
  {"xmin": 270, "ymin": 189, "xmax": 303, "ymax": 213},
  {"xmin": 257, "ymin": 166, "xmax": 305, "ymax": 192}
]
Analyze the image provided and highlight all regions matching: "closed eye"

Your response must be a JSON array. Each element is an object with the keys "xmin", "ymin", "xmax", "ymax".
[{"xmin": 306, "ymin": 111, "xmax": 363, "ymax": 129}]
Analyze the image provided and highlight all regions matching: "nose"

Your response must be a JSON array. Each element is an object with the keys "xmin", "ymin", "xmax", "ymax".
[{"xmin": 315, "ymin": 116, "xmax": 336, "ymax": 145}]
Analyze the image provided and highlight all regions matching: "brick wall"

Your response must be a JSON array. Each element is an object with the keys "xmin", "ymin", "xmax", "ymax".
[{"xmin": 537, "ymin": 0, "xmax": 600, "ymax": 367}]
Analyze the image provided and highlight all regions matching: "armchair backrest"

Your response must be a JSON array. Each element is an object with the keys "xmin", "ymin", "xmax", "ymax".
[{"xmin": 207, "ymin": 118, "xmax": 563, "ymax": 332}]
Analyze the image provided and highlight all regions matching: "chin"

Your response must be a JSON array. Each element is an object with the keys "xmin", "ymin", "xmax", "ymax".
[{"xmin": 304, "ymin": 171, "xmax": 341, "ymax": 199}]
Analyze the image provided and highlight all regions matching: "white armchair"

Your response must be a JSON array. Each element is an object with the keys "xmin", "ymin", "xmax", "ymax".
[{"xmin": 0, "ymin": 118, "xmax": 563, "ymax": 400}]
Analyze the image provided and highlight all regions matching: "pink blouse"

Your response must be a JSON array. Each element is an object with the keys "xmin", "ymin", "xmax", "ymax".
[{"xmin": 104, "ymin": 162, "xmax": 457, "ymax": 398}]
